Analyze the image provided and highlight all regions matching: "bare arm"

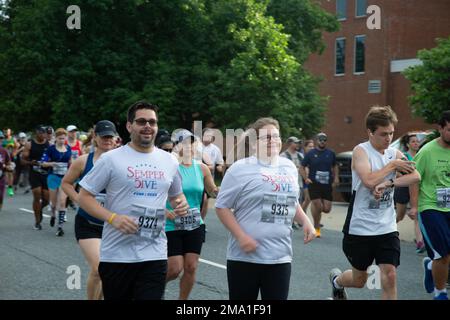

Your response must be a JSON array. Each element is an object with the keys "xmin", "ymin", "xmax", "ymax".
[
  {"xmin": 20, "ymin": 142, "xmax": 33, "ymax": 166},
  {"xmin": 200, "ymin": 163, "xmax": 219, "ymax": 196},
  {"xmin": 299, "ymin": 165, "xmax": 309, "ymax": 182},
  {"xmin": 293, "ymin": 205, "xmax": 316, "ymax": 244},
  {"xmin": 61, "ymin": 155, "xmax": 87, "ymax": 203},
  {"xmin": 353, "ymin": 147, "xmax": 416, "ymax": 190},
  {"xmin": 168, "ymin": 193, "xmax": 189, "ymax": 216},
  {"xmin": 332, "ymin": 164, "xmax": 339, "ymax": 186}
]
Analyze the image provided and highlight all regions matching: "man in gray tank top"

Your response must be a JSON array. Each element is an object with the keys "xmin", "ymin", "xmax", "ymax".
[{"xmin": 329, "ymin": 105, "xmax": 420, "ymax": 300}]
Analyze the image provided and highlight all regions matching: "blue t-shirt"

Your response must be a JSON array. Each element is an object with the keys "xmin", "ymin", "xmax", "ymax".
[
  {"xmin": 301, "ymin": 148, "xmax": 336, "ymax": 185},
  {"xmin": 42, "ymin": 144, "xmax": 72, "ymax": 175}
]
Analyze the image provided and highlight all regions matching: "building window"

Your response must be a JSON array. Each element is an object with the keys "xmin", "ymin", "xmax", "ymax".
[
  {"xmin": 335, "ymin": 38, "xmax": 346, "ymax": 75},
  {"xmin": 354, "ymin": 35, "xmax": 365, "ymax": 74},
  {"xmin": 355, "ymin": 0, "xmax": 367, "ymax": 17},
  {"xmin": 336, "ymin": 0, "xmax": 346, "ymax": 21}
]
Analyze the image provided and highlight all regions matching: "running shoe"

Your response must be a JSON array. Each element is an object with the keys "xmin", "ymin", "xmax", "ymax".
[
  {"xmin": 433, "ymin": 292, "xmax": 448, "ymax": 300},
  {"xmin": 423, "ymin": 257, "xmax": 434, "ymax": 294},
  {"xmin": 34, "ymin": 223, "xmax": 42, "ymax": 230},
  {"xmin": 329, "ymin": 268, "xmax": 347, "ymax": 300},
  {"xmin": 416, "ymin": 241, "xmax": 426, "ymax": 254},
  {"xmin": 56, "ymin": 227, "xmax": 64, "ymax": 237},
  {"xmin": 7, "ymin": 186, "xmax": 14, "ymax": 196},
  {"xmin": 315, "ymin": 228, "xmax": 321, "ymax": 238}
]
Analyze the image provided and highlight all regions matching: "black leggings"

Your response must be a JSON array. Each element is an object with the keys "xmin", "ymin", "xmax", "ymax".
[{"xmin": 227, "ymin": 260, "xmax": 291, "ymax": 300}]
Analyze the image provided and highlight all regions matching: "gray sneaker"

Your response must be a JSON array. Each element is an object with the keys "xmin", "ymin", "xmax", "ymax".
[{"xmin": 329, "ymin": 268, "xmax": 347, "ymax": 300}]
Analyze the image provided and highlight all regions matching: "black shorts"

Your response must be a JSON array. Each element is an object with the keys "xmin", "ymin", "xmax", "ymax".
[
  {"xmin": 394, "ymin": 186, "xmax": 410, "ymax": 205},
  {"xmin": 167, "ymin": 224, "xmax": 205, "ymax": 257},
  {"xmin": 308, "ymin": 183, "xmax": 333, "ymax": 201},
  {"xmin": 29, "ymin": 170, "xmax": 48, "ymax": 190},
  {"xmin": 75, "ymin": 214, "xmax": 103, "ymax": 241},
  {"xmin": 342, "ymin": 231, "xmax": 400, "ymax": 271},
  {"xmin": 98, "ymin": 260, "xmax": 167, "ymax": 300}
]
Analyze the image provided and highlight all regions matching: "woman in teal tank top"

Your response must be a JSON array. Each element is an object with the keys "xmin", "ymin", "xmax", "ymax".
[
  {"xmin": 394, "ymin": 133, "xmax": 425, "ymax": 253},
  {"xmin": 165, "ymin": 131, "xmax": 218, "ymax": 300}
]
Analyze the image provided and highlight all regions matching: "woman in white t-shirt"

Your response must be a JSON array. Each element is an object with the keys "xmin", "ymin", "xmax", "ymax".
[{"xmin": 215, "ymin": 117, "xmax": 316, "ymax": 300}]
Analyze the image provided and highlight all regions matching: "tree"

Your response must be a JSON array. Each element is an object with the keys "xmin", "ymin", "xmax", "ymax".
[
  {"xmin": 0, "ymin": 0, "xmax": 337, "ymax": 139},
  {"xmin": 404, "ymin": 37, "xmax": 450, "ymax": 124}
]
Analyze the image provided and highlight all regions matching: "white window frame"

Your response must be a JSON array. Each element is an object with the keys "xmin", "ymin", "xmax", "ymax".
[
  {"xmin": 336, "ymin": 0, "xmax": 347, "ymax": 21},
  {"xmin": 355, "ymin": 0, "xmax": 367, "ymax": 18},
  {"xmin": 354, "ymin": 35, "xmax": 366, "ymax": 75},
  {"xmin": 335, "ymin": 37, "xmax": 346, "ymax": 76}
]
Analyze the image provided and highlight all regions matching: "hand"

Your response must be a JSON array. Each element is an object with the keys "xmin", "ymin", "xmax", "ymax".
[
  {"xmin": 30, "ymin": 160, "xmax": 39, "ymax": 166},
  {"xmin": 237, "ymin": 233, "xmax": 258, "ymax": 253},
  {"xmin": 392, "ymin": 159, "xmax": 415, "ymax": 175},
  {"xmin": 303, "ymin": 223, "xmax": 316, "ymax": 244},
  {"xmin": 173, "ymin": 199, "xmax": 189, "ymax": 216},
  {"xmin": 166, "ymin": 210, "xmax": 176, "ymax": 220},
  {"xmin": 407, "ymin": 207, "xmax": 418, "ymax": 220},
  {"xmin": 373, "ymin": 181, "xmax": 389, "ymax": 199},
  {"xmin": 111, "ymin": 214, "xmax": 139, "ymax": 234},
  {"xmin": 305, "ymin": 178, "xmax": 313, "ymax": 185},
  {"xmin": 332, "ymin": 180, "xmax": 339, "ymax": 188}
]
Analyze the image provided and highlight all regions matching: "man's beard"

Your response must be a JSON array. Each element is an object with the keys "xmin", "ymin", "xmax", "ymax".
[{"xmin": 132, "ymin": 132, "xmax": 154, "ymax": 148}]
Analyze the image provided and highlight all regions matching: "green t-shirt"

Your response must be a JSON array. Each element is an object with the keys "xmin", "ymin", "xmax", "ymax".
[{"xmin": 414, "ymin": 139, "xmax": 450, "ymax": 213}]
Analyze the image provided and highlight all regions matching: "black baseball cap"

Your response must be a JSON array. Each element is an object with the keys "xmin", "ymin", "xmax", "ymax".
[
  {"xmin": 35, "ymin": 125, "xmax": 47, "ymax": 133},
  {"xmin": 94, "ymin": 120, "xmax": 117, "ymax": 137}
]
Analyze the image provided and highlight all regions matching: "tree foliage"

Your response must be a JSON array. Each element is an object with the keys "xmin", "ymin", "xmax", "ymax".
[
  {"xmin": 404, "ymin": 37, "xmax": 450, "ymax": 123},
  {"xmin": 0, "ymin": 0, "xmax": 338, "ymax": 138}
]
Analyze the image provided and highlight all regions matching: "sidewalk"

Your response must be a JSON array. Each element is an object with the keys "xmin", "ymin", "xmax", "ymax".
[{"xmin": 208, "ymin": 199, "xmax": 417, "ymax": 242}]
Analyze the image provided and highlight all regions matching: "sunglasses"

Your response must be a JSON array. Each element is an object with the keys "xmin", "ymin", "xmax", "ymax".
[
  {"xmin": 134, "ymin": 118, "xmax": 158, "ymax": 127},
  {"xmin": 318, "ymin": 138, "xmax": 327, "ymax": 142},
  {"xmin": 162, "ymin": 148, "xmax": 173, "ymax": 153}
]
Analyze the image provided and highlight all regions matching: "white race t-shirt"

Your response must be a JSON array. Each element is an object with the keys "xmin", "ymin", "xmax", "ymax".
[
  {"xmin": 216, "ymin": 156, "xmax": 300, "ymax": 264},
  {"xmin": 79, "ymin": 144, "xmax": 182, "ymax": 263}
]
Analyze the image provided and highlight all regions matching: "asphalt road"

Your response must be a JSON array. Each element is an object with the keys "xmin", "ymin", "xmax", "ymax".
[{"xmin": 0, "ymin": 188, "xmax": 433, "ymax": 300}]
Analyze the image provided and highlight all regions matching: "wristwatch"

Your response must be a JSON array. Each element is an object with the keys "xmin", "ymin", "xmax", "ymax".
[{"xmin": 388, "ymin": 178, "xmax": 395, "ymax": 188}]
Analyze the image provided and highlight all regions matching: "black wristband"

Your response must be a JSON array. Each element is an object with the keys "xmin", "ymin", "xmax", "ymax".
[{"xmin": 389, "ymin": 178, "xmax": 394, "ymax": 188}]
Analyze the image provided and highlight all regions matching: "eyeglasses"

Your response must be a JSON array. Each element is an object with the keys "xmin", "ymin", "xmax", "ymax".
[
  {"xmin": 318, "ymin": 138, "xmax": 327, "ymax": 142},
  {"xmin": 258, "ymin": 134, "xmax": 281, "ymax": 141},
  {"xmin": 134, "ymin": 118, "xmax": 158, "ymax": 127},
  {"xmin": 162, "ymin": 148, "xmax": 173, "ymax": 153}
]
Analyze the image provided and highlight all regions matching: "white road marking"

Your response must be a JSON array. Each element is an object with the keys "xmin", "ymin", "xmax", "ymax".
[
  {"xmin": 19, "ymin": 208, "xmax": 51, "ymax": 218},
  {"xmin": 199, "ymin": 258, "xmax": 227, "ymax": 270}
]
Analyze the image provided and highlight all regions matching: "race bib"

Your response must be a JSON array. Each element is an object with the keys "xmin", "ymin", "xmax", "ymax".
[
  {"xmin": 261, "ymin": 193, "xmax": 296, "ymax": 225},
  {"xmin": 53, "ymin": 162, "xmax": 68, "ymax": 176},
  {"xmin": 315, "ymin": 171, "xmax": 330, "ymax": 185},
  {"xmin": 369, "ymin": 189, "xmax": 393, "ymax": 210},
  {"xmin": 95, "ymin": 193, "xmax": 106, "ymax": 207},
  {"xmin": 130, "ymin": 204, "xmax": 165, "ymax": 240},
  {"xmin": 436, "ymin": 188, "xmax": 450, "ymax": 208},
  {"xmin": 174, "ymin": 208, "xmax": 201, "ymax": 231},
  {"xmin": 32, "ymin": 163, "xmax": 48, "ymax": 175},
  {"xmin": 71, "ymin": 150, "xmax": 79, "ymax": 160}
]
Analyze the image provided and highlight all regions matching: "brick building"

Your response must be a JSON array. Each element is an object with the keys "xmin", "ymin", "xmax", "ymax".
[{"xmin": 305, "ymin": 0, "xmax": 450, "ymax": 153}]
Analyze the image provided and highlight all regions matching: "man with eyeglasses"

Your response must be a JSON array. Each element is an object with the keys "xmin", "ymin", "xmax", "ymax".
[
  {"xmin": 300, "ymin": 132, "xmax": 339, "ymax": 238},
  {"xmin": 78, "ymin": 101, "xmax": 189, "ymax": 300}
]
